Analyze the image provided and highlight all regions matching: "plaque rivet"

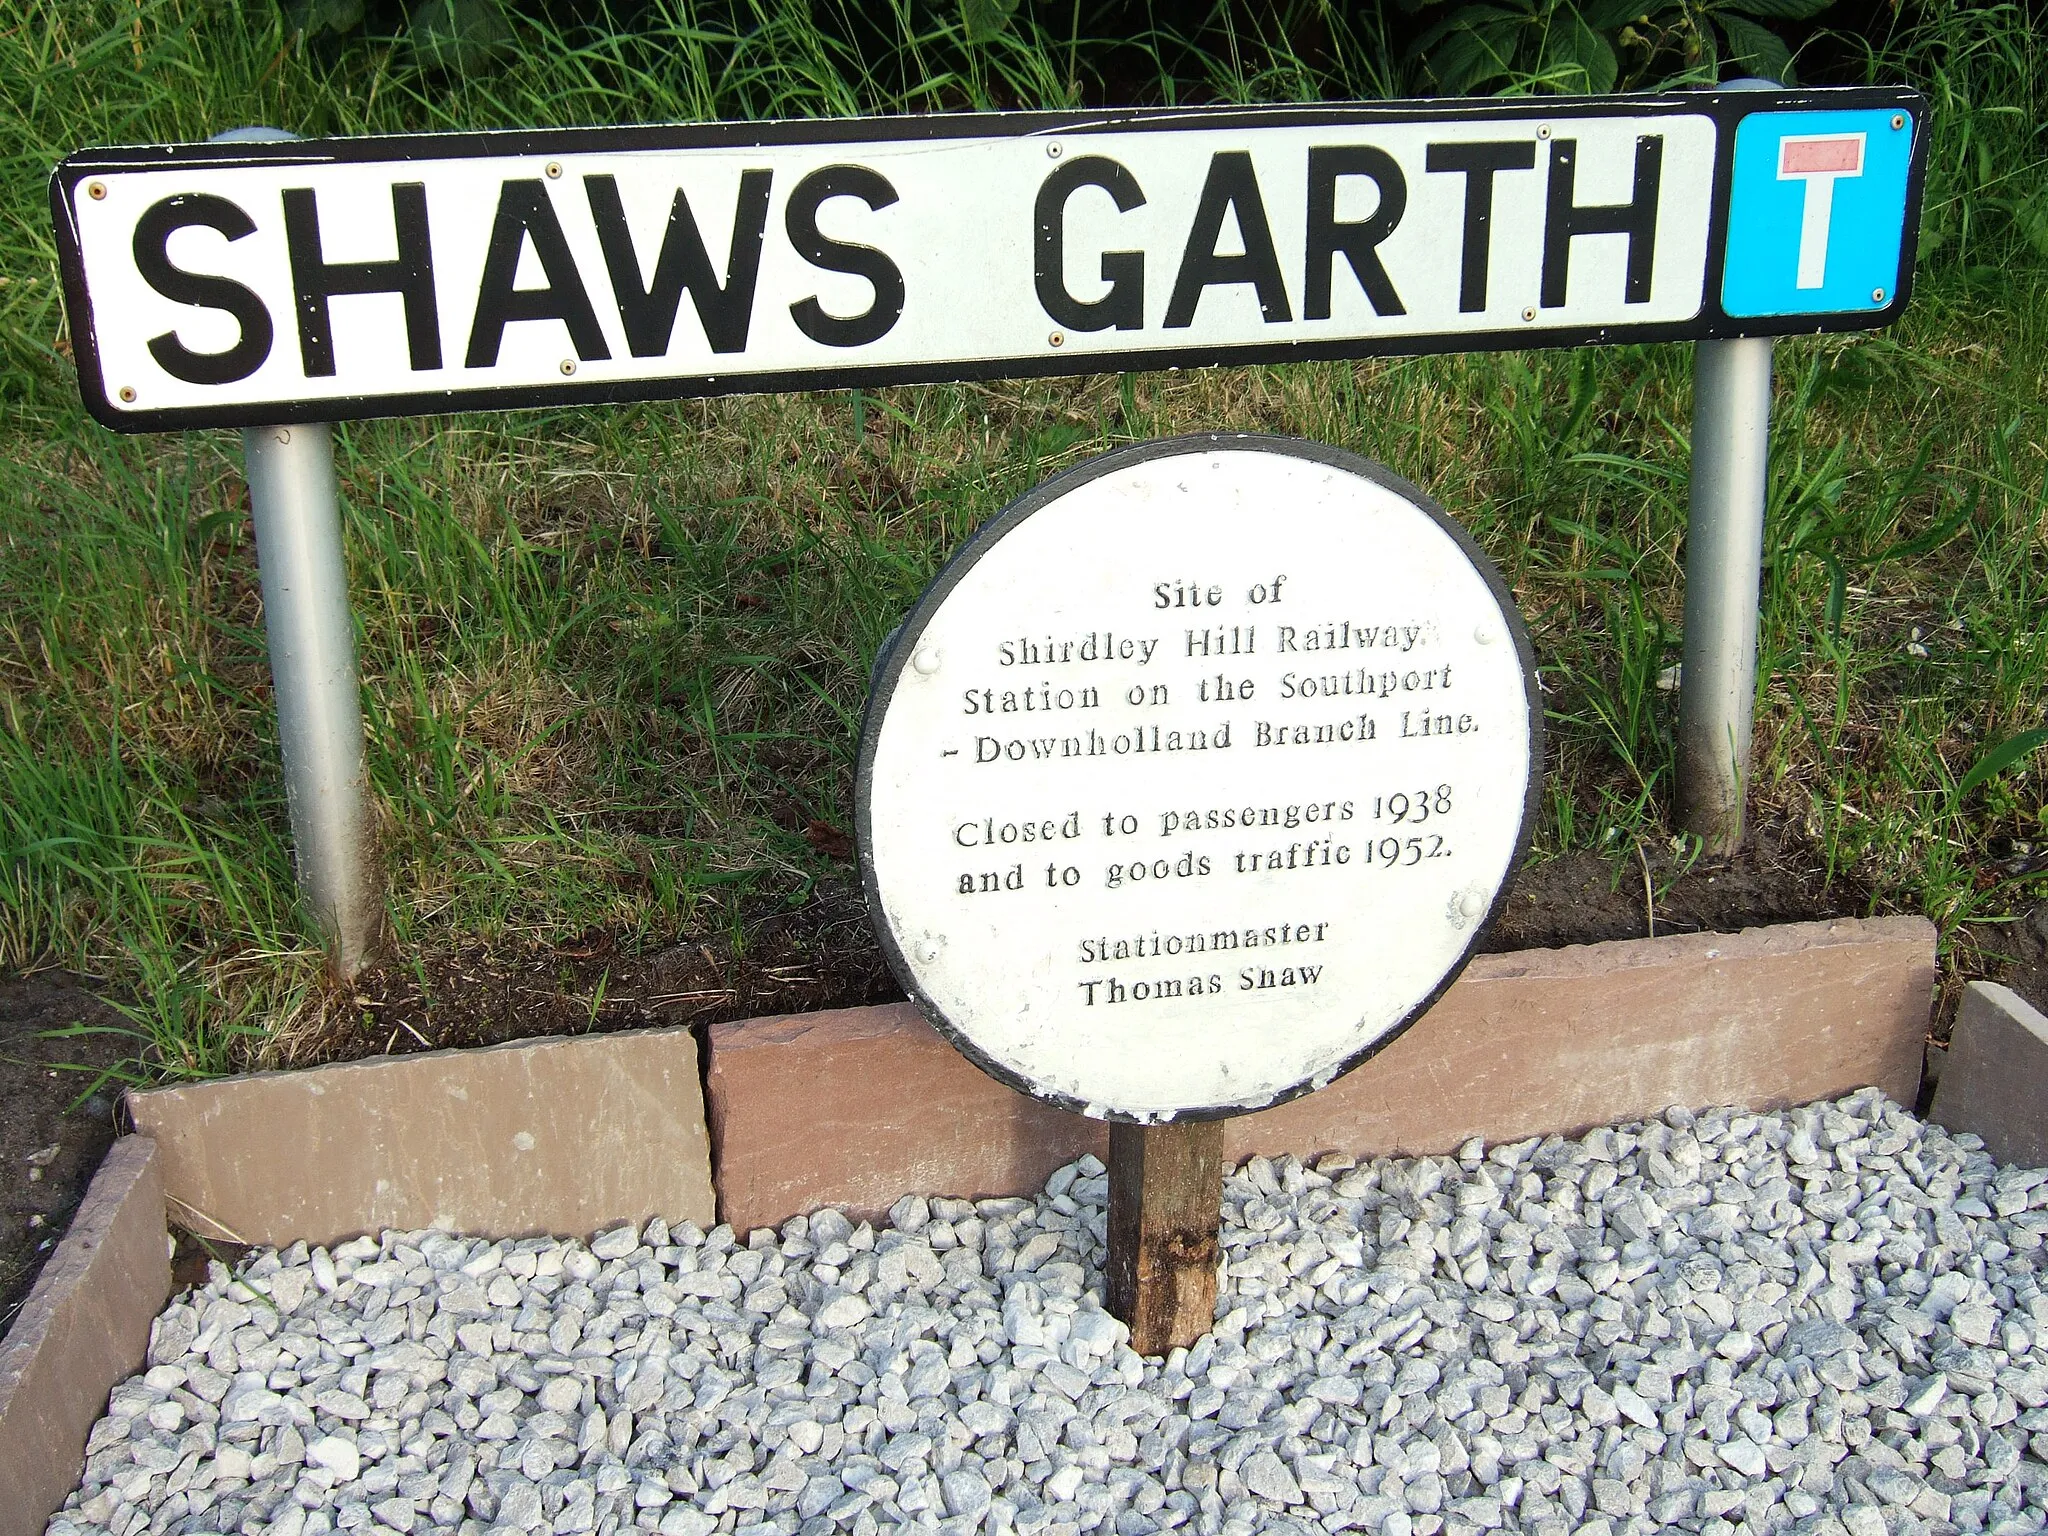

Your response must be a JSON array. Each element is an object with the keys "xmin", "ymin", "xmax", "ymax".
[
  {"xmin": 1536, "ymin": 124, "xmax": 1551, "ymax": 141},
  {"xmin": 87, "ymin": 181, "xmax": 107, "ymax": 201},
  {"xmin": 1891, "ymin": 114, "xmax": 1905, "ymax": 130},
  {"xmin": 1046, "ymin": 141, "xmax": 1063, "ymax": 159},
  {"xmin": 1049, "ymin": 330, "xmax": 1066, "ymax": 348},
  {"xmin": 912, "ymin": 646, "xmax": 942, "ymax": 676},
  {"xmin": 545, "ymin": 161, "xmax": 564, "ymax": 179},
  {"xmin": 1459, "ymin": 890, "xmax": 1487, "ymax": 921},
  {"xmin": 915, "ymin": 939, "xmax": 943, "ymax": 964},
  {"xmin": 1871, "ymin": 288, "xmax": 1887, "ymax": 304},
  {"xmin": 1473, "ymin": 625, "xmax": 1495, "ymax": 645},
  {"xmin": 117, "ymin": 384, "xmax": 136, "ymax": 402},
  {"xmin": 1521, "ymin": 307, "xmax": 1537, "ymax": 323},
  {"xmin": 560, "ymin": 358, "xmax": 578, "ymax": 376}
]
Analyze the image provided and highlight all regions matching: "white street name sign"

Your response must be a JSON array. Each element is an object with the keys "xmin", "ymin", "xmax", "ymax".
[{"xmin": 53, "ymin": 89, "xmax": 1923, "ymax": 429}]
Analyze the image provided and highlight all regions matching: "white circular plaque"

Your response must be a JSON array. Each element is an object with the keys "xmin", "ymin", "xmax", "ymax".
[{"xmin": 857, "ymin": 435, "xmax": 1539, "ymax": 1122}]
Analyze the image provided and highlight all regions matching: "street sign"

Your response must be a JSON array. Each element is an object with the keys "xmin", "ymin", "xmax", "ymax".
[
  {"xmin": 52, "ymin": 88, "xmax": 1923, "ymax": 431},
  {"xmin": 1721, "ymin": 107, "xmax": 1917, "ymax": 318},
  {"xmin": 856, "ymin": 435, "xmax": 1540, "ymax": 1122}
]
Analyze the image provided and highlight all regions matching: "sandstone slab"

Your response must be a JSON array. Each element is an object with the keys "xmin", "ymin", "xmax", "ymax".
[
  {"xmin": 1229, "ymin": 915, "xmax": 1932, "ymax": 1164},
  {"xmin": 705, "ymin": 1001, "xmax": 1111, "ymax": 1233},
  {"xmin": 0, "ymin": 1136, "xmax": 167, "ymax": 1536},
  {"xmin": 1929, "ymin": 981, "xmax": 2048, "ymax": 1166},
  {"xmin": 708, "ymin": 916, "xmax": 1932, "ymax": 1231},
  {"xmin": 128, "ymin": 1026, "xmax": 713, "ymax": 1248}
]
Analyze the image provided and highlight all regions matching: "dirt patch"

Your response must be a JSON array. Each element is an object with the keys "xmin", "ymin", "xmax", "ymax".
[
  {"xmin": 319, "ymin": 829, "xmax": 2048, "ymax": 1065},
  {"xmin": 1486, "ymin": 833, "xmax": 1855, "ymax": 953},
  {"xmin": 1946, "ymin": 901, "xmax": 2048, "ymax": 1033},
  {"xmin": 0, "ymin": 974, "xmax": 132, "ymax": 1344},
  {"xmin": 315, "ymin": 878, "xmax": 898, "ymax": 1066}
]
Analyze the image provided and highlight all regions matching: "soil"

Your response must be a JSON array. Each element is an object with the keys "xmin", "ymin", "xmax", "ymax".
[
  {"xmin": 325, "ymin": 822, "xmax": 2048, "ymax": 1065},
  {"xmin": 0, "ymin": 974, "xmax": 132, "ymax": 1343},
  {"xmin": 6, "ymin": 825, "xmax": 2044, "ymax": 1346}
]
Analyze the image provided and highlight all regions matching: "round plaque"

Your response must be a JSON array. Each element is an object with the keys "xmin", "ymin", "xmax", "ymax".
[{"xmin": 857, "ymin": 435, "xmax": 1540, "ymax": 1122}]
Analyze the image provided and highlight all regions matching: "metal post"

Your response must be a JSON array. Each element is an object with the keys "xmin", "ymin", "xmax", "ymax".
[
  {"xmin": 212, "ymin": 128, "xmax": 381, "ymax": 978},
  {"xmin": 1676, "ymin": 77, "xmax": 1779, "ymax": 856},
  {"xmin": 1676, "ymin": 335, "xmax": 1773, "ymax": 854},
  {"xmin": 243, "ymin": 421, "xmax": 382, "ymax": 979}
]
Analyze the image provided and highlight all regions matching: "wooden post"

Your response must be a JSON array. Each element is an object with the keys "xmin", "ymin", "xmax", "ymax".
[{"xmin": 1106, "ymin": 1119, "xmax": 1224, "ymax": 1355}]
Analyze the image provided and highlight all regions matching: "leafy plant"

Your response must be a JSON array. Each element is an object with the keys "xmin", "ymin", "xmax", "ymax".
[
  {"xmin": 1952, "ymin": 728, "xmax": 2048, "ymax": 809},
  {"xmin": 281, "ymin": 0, "xmax": 516, "ymax": 75},
  {"xmin": 405, "ymin": 0, "xmax": 518, "ymax": 75},
  {"xmin": 282, "ymin": 0, "xmax": 365, "ymax": 43},
  {"xmin": 1402, "ymin": 0, "xmax": 1835, "ymax": 96},
  {"xmin": 960, "ymin": 0, "xmax": 1023, "ymax": 45}
]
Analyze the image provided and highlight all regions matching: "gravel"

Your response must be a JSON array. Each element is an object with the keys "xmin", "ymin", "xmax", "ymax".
[{"xmin": 45, "ymin": 1088, "xmax": 2048, "ymax": 1536}]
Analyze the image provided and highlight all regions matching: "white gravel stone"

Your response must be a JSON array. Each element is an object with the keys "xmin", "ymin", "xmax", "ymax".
[
  {"xmin": 537, "ymin": 1373, "xmax": 582, "ymax": 1413},
  {"xmin": 811, "ymin": 1286, "xmax": 871, "ymax": 1330},
  {"xmin": 1241, "ymin": 1448, "xmax": 1305, "ymax": 1503},
  {"xmin": 304, "ymin": 1433, "xmax": 359, "ymax": 1481},
  {"xmin": 48, "ymin": 1091, "xmax": 2048, "ymax": 1536}
]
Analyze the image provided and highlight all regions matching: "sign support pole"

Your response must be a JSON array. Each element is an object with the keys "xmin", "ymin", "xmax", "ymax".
[
  {"xmin": 1677, "ymin": 76, "xmax": 1780, "ymax": 856},
  {"xmin": 208, "ymin": 128, "xmax": 383, "ymax": 981},
  {"xmin": 1676, "ymin": 337, "xmax": 1774, "ymax": 854},
  {"xmin": 242, "ymin": 421, "xmax": 382, "ymax": 980},
  {"xmin": 1106, "ymin": 1121, "xmax": 1224, "ymax": 1355}
]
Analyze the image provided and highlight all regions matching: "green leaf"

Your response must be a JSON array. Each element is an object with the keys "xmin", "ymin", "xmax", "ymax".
[
  {"xmin": 1821, "ymin": 553, "xmax": 1845, "ymax": 640},
  {"xmin": 960, "ymin": 0, "xmax": 1020, "ymax": 45},
  {"xmin": 1408, "ymin": 6, "xmax": 1521, "ymax": 56},
  {"xmin": 1581, "ymin": 0, "xmax": 1648, "ymax": 25},
  {"xmin": 1553, "ymin": 12, "xmax": 1619, "ymax": 93},
  {"xmin": 1691, "ymin": 19, "xmax": 1721, "ymax": 79},
  {"xmin": 1872, "ymin": 487, "xmax": 1976, "ymax": 567},
  {"xmin": 1915, "ymin": 199, "xmax": 1950, "ymax": 259},
  {"xmin": 284, "ymin": 0, "xmax": 365, "ymax": 39},
  {"xmin": 1418, "ymin": 9, "xmax": 1528, "ymax": 94},
  {"xmin": 1952, "ymin": 727, "xmax": 2048, "ymax": 805},
  {"xmin": 2008, "ymin": 186, "xmax": 2048, "ymax": 260},
  {"xmin": 406, "ymin": 0, "xmax": 517, "ymax": 76},
  {"xmin": 1717, "ymin": 14, "xmax": 1793, "ymax": 84},
  {"xmin": 1717, "ymin": 0, "xmax": 1832, "ymax": 19}
]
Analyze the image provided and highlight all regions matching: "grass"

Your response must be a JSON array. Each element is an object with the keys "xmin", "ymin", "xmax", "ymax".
[{"xmin": 1, "ymin": 0, "xmax": 2045, "ymax": 1072}]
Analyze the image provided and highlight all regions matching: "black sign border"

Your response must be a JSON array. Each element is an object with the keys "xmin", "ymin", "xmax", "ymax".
[
  {"xmin": 52, "ymin": 87, "xmax": 1926, "ymax": 432},
  {"xmin": 854, "ymin": 432, "xmax": 1545, "ymax": 1124}
]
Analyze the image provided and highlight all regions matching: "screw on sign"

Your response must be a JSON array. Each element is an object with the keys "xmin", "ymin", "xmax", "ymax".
[{"xmin": 856, "ymin": 434, "xmax": 1541, "ymax": 1351}]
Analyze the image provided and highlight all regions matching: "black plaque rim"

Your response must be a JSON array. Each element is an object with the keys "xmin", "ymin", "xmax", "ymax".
[{"xmin": 855, "ymin": 432, "xmax": 1544, "ymax": 1124}]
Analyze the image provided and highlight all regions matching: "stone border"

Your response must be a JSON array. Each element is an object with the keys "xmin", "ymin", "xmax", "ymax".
[
  {"xmin": 0, "ymin": 915, "xmax": 1937, "ymax": 1536},
  {"xmin": 0, "ymin": 1137, "xmax": 168, "ymax": 1536},
  {"xmin": 1928, "ymin": 980, "xmax": 2048, "ymax": 1166},
  {"xmin": 126, "ymin": 1024, "xmax": 716, "ymax": 1250},
  {"xmin": 707, "ymin": 917, "xmax": 1935, "ymax": 1231}
]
